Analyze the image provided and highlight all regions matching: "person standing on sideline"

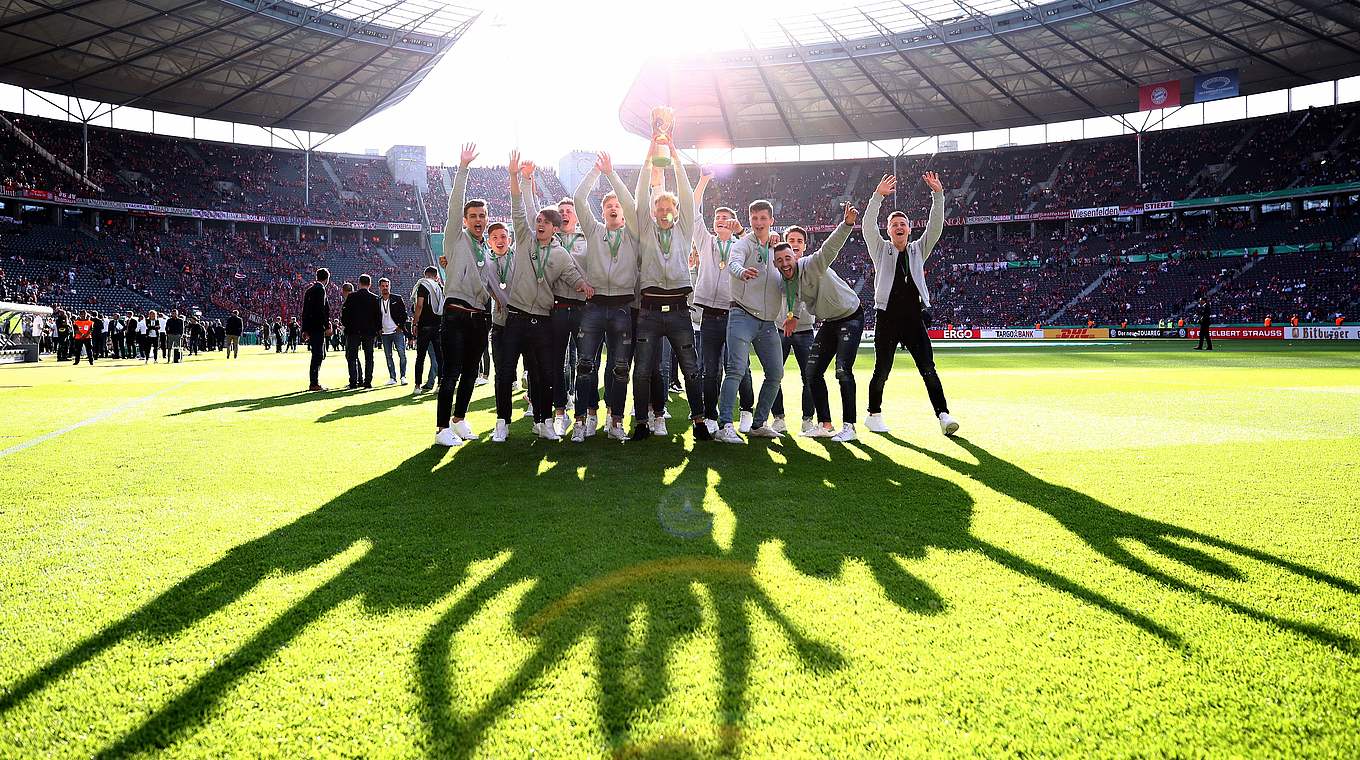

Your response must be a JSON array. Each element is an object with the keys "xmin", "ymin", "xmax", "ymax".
[
  {"xmin": 92, "ymin": 311, "xmax": 107, "ymax": 359},
  {"xmin": 225, "ymin": 310, "xmax": 243, "ymax": 358},
  {"xmin": 774, "ymin": 203, "xmax": 862, "ymax": 441},
  {"xmin": 494, "ymin": 150, "xmax": 593, "ymax": 442},
  {"xmin": 433, "ymin": 144, "xmax": 508, "ymax": 447},
  {"xmin": 691, "ymin": 170, "xmax": 755, "ymax": 434},
  {"xmin": 343, "ymin": 274, "xmax": 382, "ymax": 389},
  {"xmin": 273, "ymin": 317, "xmax": 285, "ymax": 353},
  {"xmin": 111, "ymin": 313, "xmax": 126, "ymax": 359},
  {"xmin": 570, "ymin": 151, "xmax": 641, "ymax": 442},
  {"xmin": 377, "ymin": 277, "xmax": 409, "ymax": 385},
  {"xmin": 287, "ymin": 318, "xmax": 300, "ymax": 352},
  {"xmin": 862, "ymin": 172, "xmax": 959, "ymax": 437},
  {"xmin": 166, "ymin": 309, "xmax": 186, "ymax": 363},
  {"xmin": 71, "ymin": 311, "xmax": 96, "ymax": 365},
  {"xmin": 1196, "ymin": 302, "xmax": 1214, "ymax": 351},
  {"xmin": 411, "ymin": 266, "xmax": 443, "ymax": 395},
  {"xmin": 300, "ymin": 268, "xmax": 331, "ymax": 391}
]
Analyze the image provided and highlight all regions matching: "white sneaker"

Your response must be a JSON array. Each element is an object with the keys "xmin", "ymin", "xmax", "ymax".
[
  {"xmin": 512, "ymin": 380, "xmax": 522, "ymax": 393},
  {"xmin": 662, "ymin": 408, "xmax": 671, "ymax": 419},
  {"xmin": 541, "ymin": 423, "xmax": 561, "ymax": 441},
  {"xmin": 770, "ymin": 417, "xmax": 787, "ymax": 434},
  {"xmin": 865, "ymin": 413, "xmax": 889, "ymax": 433},
  {"xmin": 801, "ymin": 424, "xmax": 832, "ymax": 438},
  {"xmin": 830, "ymin": 423, "xmax": 857, "ymax": 442},
  {"xmin": 571, "ymin": 425, "xmax": 585, "ymax": 443},
  {"xmin": 739, "ymin": 411, "xmax": 753, "ymax": 434},
  {"xmin": 607, "ymin": 421, "xmax": 628, "ymax": 441},
  {"xmin": 556, "ymin": 412, "xmax": 571, "ymax": 436},
  {"xmin": 492, "ymin": 419, "xmax": 509, "ymax": 442},
  {"xmin": 714, "ymin": 423, "xmax": 745, "ymax": 444},
  {"xmin": 705, "ymin": 419, "xmax": 718, "ymax": 435},
  {"xmin": 454, "ymin": 419, "xmax": 474, "ymax": 440},
  {"xmin": 524, "ymin": 403, "xmax": 534, "ymax": 419},
  {"xmin": 412, "ymin": 385, "xmax": 423, "ymax": 396},
  {"xmin": 386, "ymin": 378, "xmax": 398, "ymax": 386},
  {"xmin": 747, "ymin": 424, "xmax": 780, "ymax": 439},
  {"xmin": 651, "ymin": 416, "xmax": 668, "ymax": 436},
  {"xmin": 475, "ymin": 376, "xmax": 488, "ymax": 387},
  {"xmin": 400, "ymin": 376, "xmax": 407, "ymax": 385},
  {"xmin": 434, "ymin": 428, "xmax": 463, "ymax": 447},
  {"xmin": 939, "ymin": 412, "xmax": 960, "ymax": 437},
  {"xmin": 585, "ymin": 414, "xmax": 599, "ymax": 437},
  {"xmin": 800, "ymin": 418, "xmax": 817, "ymax": 436}
]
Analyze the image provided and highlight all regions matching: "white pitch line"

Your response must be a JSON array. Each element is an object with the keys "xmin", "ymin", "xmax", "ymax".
[{"xmin": 0, "ymin": 379, "xmax": 194, "ymax": 460}]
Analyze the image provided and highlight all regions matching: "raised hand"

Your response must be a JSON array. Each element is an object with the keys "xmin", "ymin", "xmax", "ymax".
[
  {"xmin": 596, "ymin": 151, "xmax": 613, "ymax": 175},
  {"xmin": 843, "ymin": 203, "xmax": 860, "ymax": 226},
  {"xmin": 520, "ymin": 160, "xmax": 536, "ymax": 180},
  {"xmin": 875, "ymin": 174, "xmax": 897, "ymax": 197},
  {"xmin": 508, "ymin": 150, "xmax": 520, "ymax": 178},
  {"xmin": 923, "ymin": 171, "xmax": 943, "ymax": 193},
  {"xmin": 459, "ymin": 142, "xmax": 478, "ymax": 167},
  {"xmin": 723, "ymin": 218, "xmax": 744, "ymax": 236},
  {"xmin": 700, "ymin": 165, "xmax": 714, "ymax": 179}
]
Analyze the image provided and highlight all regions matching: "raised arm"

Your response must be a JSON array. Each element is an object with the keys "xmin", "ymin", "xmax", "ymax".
[
  {"xmin": 809, "ymin": 204, "xmax": 859, "ymax": 273},
  {"xmin": 671, "ymin": 145, "xmax": 694, "ymax": 237},
  {"xmin": 447, "ymin": 143, "xmax": 476, "ymax": 233},
  {"xmin": 919, "ymin": 171, "xmax": 945, "ymax": 260},
  {"xmin": 573, "ymin": 164, "xmax": 601, "ymax": 238},
  {"xmin": 597, "ymin": 152, "xmax": 637, "ymax": 237},
  {"xmin": 508, "ymin": 151, "xmax": 532, "ymax": 245},
  {"xmin": 635, "ymin": 144, "xmax": 655, "ymax": 239},
  {"xmin": 864, "ymin": 174, "xmax": 892, "ymax": 253}
]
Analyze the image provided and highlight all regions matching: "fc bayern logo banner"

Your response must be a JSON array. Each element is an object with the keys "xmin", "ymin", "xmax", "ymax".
[{"xmin": 1138, "ymin": 79, "xmax": 1181, "ymax": 111}]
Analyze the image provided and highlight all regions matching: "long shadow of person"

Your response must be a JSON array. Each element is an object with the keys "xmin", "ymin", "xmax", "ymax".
[
  {"xmin": 893, "ymin": 435, "xmax": 1357, "ymax": 651},
  {"xmin": 169, "ymin": 389, "xmax": 346, "ymax": 416}
]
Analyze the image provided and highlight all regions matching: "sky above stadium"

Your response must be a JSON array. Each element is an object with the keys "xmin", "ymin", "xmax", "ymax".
[{"xmin": 326, "ymin": 0, "xmax": 873, "ymax": 166}]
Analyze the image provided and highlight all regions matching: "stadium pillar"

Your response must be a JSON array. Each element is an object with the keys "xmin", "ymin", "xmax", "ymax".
[
  {"xmin": 1135, "ymin": 132, "xmax": 1143, "ymax": 188},
  {"xmin": 262, "ymin": 224, "xmax": 270, "ymax": 241},
  {"xmin": 129, "ymin": 216, "xmax": 136, "ymax": 232},
  {"xmin": 229, "ymin": 221, "xmax": 236, "ymax": 234},
  {"xmin": 1250, "ymin": 204, "xmax": 1259, "ymax": 223},
  {"xmin": 292, "ymin": 225, "xmax": 301, "ymax": 242},
  {"xmin": 304, "ymin": 149, "xmax": 311, "ymax": 209},
  {"xmin": 93, "ymin": 211, "xmax": 100, "ymax": 229},
  {"xmin": 962, "ymin": 224, "xmax": 969, "ymax": 243},
  {"xmin": 1030, "ymin": 222, "xmax": 1036, "ymax": 239},
  {"xmin": 162, "ymin": 217, "xmax": 169, "ymax": 233},
  {"xmin": 196, "ymin": 219, "xmax": 203, "ymax": 235}
]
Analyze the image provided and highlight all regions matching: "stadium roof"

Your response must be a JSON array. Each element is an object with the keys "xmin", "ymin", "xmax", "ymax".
[
  {"xmin": 0, "ymin": 0, "xmax": 480, "ymax": 134},
  {"xmin": 620, "ymin": 0, "xmax": 1360, "ymax": 149}
]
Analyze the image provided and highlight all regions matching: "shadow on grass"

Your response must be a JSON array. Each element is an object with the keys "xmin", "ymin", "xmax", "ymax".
[
  {"xmin": 169, "ymin": 388, "xmax": 354, "ymax": 416},
  {"xmin": 0, "ymin": 428, "xmax": 1350, "ymax": 757}
]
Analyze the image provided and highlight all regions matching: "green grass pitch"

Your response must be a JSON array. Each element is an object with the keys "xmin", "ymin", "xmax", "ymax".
[{"xmin": 1, "ymin": 341, "xmax": 1358, "ymax": 758}]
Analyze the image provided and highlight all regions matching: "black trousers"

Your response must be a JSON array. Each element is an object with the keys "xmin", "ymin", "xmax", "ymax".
[
  {"xmin": 868, "ymin": 306, "xmax": 948, "ymax": 416},
  {"xmin": 632, "ymin": 305, "xmax": 703, "ymax": 421},
  {"xmin": 1197, "ymin": 330, "xmax": 1213, "ymax": 350},
  {"xmin": 414, "ymin": 322, "xmax": 441, "ymax": 390},
  {"xmin": 496, "ymin": 312, "xmax": 552, "ymax": 423},
  {"xmin": 550, "ymin": 302, "xmax": 584, "ymax": 411},
  {"xmin": 71, "ymin": 338, "xmax": 94, "ymax": 365},
  {"xmin": 437, "ymin": 306, "xmax": 489, "ymax": 427},
  {"xmin": 807, "ymin": 309, "xmax": 865, "ymax": 424},
  {"xmin": 346, "ymin": 333, "xmax": 375, "ymax": 387},
  {"xmin": 308, "ymin": 333, "xmax": 326, "ymax": 386}
]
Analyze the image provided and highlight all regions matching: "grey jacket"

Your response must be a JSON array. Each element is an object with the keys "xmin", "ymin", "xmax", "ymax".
[
  {"xmin": 637, "ymin": 158, "xmax": 696, "ymax": 292},
  {"xmin": 864, "ymin": 190, "xmax": 944, "ymax": 310},
  {"xmin": 551, "ymin": 230, "xmax": 589, "ymax": 302},
  {"xmin": 793, "ymin": 222, "xmax": 858, "ymax": 322},
  {"xmin": 727, "ymin": 232, "xmax": 784, "ymax": 323},
  {"xmin": 509, "ymin": 189, "xmax": 586, "ymax": 316},
  {"xmin": 488, "ymin": 252, "xmax": 513, "ymax": 326},
  {"xmin": 574, "ymin": 168, "xmax": 642, "ymax": 298},
  {"xmin": 442, "ymin": 163, "xmax": 503, "ymax": 310},
  {"xmin": 692, "ymin": 200, "xmax": 740, "ymax": 310}
]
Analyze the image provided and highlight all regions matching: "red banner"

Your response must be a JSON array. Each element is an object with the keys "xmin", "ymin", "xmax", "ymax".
[
  {"xmin": 1139, "ymin": 80, "xmax": 1181, "ymax": 111},
  {"xmin": 928, "ymin": 329, "xmax": 981, "ymax": 340},
  {"xmin": 1186, "ymin": 327, "xmax": 1283, "ymax": 339}
]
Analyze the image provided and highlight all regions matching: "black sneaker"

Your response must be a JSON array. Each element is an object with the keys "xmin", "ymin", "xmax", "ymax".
[
  {"xmin": 693, "ymin": 422, "xmax": 713, "ymax": 441},
  {"xmin": 629, "ymin": 425, "xmax": 652, "ymax": 441}
]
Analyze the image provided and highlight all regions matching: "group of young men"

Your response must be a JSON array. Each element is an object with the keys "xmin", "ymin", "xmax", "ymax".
[{"xmin": 407, "ymin": 136, "xmax": 960, "ymax": 446}]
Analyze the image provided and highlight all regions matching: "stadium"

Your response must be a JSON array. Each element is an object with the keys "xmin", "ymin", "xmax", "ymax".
[{"xmin": 1, "ymin": 0, "xmax": 1358, "ymax": 755}]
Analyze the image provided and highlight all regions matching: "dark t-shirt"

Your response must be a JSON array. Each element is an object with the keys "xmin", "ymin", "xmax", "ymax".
[
  {"xmin": 416, "ymin": 283, "xmax": 440, "ymax": 328},
  {"xmin": 886, "ymin": 247, "xmax": 921, "ymax": 319},
  {"xmin": 167, "ymin": 317, "xmax": 185, "ymax": 336}
]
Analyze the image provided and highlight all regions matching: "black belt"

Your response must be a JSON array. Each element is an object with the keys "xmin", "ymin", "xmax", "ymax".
[
  {"xmin": 641, "ymin": 295, "xmax": 689, "ymax": 312},
  {"xmin": 701, "ymin": 305, "xmax": 730, "ymax": 319},
  {"xmin": 553, "ymin": 297, "xmax": 586, "ymax": 309},
  {"xmin": 507, "ymin": 306, "xmax": 550, "ymax": 320}
]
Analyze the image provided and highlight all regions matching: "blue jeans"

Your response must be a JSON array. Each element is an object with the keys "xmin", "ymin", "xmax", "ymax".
[
  {"xmin": 772, "ymin": 330, "xmax": 813, "ymax": 420},
  {"xmin": 807, "ymin": 309, "xmax": 864, "ymax": 424},
  {"xmin": 719, "ymin": 307, "xmax": 783, "ymax": 427},
  {"xmin": 632, "ymin": 304, "xmax": 702, "ymax": 420},
  {"xmin": 699, "ymin": 310, "xmax": 753, "ymax": 420},
  {"xmin": 575, "ymin": 302, "xmax": 634, "ymax": 418},
  {"xmin": 381, "ymin": 332, "xmax": 407, "ymax": 381}
]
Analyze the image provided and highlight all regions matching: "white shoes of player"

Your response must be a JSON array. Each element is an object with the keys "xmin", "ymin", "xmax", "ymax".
[
  {"xmin": 939, "ymin": 412, "xmax": 960, "ymax": 436},
  {"xmin": 865, "ymin": 413, "xmax": 889, "ymax": 433},
  {"xmin": 492, "ymin": 419, "xmax": 509, "ymax": 442},
  {"xmin": 536, "ymin": 421, "xmax": 562, "ymax": 441},
  {"xmin": 585, "ymin": 414, "xmax": 599, "ymax": 437},
  {"xmin": 474, "ymin": 375, "xmax": 488, "ymax": 387},
  {"xmin": 801, "ymin": 421, "xmax": 833, "ymax": 438},
  {"xmin": 412, "ymin": 385, "xmax": 423, "ymax": 396},
  {"xmin": 434, "ymin": 428, "xmax": 463, "ymax": 447},
  {"xmin": 704, "ymin": 419, "xmax": 719, "ymax": 435},
  {"xmin": 454, "ymin": 419, "xmax": 474, "ymax": 440},
  {"xmin": 524, "ymin": 403, "xmax": 534, "ymax": 419},
  {"xmin": 512, "ymin": 380, "xmax": 522, "ymax": 393},
  {"xmin": 556, "ymin": 412, "xmax": 571, "ymax": 437},
  {"xmin": 400, "ymin": 375, "xmax": 407, "ymax": 385},
  {"xmin": 571, "ymin": 425, "xmax": 586, "ymax": 443},
  {"xmin": 738, "ymin": 411, "xmax": 753, "ymax": 434},
  {"xmin": 830, "ymin": 423, "xmax": 857, "ymax": 442},
  {"xmin": 770, "ymin": 417, "xmax": 787, "ymax": 434},
  {"xmin": 662, "ymin": 407, "xmax": 671, "ymax": 419},
  {"xmin": 747, "ymin": 424, "xmax": 780, "ymax": 439},
  {"xmin": 650, "ymin": 415, "xmax": 668, "ymax": 436},
  {"xmin": 386, "ymin": 378, "xmax": 398, "ymax": 386},
  {"xmin": 607, "ymin": 420, "xmax": 629, "ymax": 441},
  {"xmin": 714, "ymin": 424, "xmax": 745, "ymax": 444}
]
